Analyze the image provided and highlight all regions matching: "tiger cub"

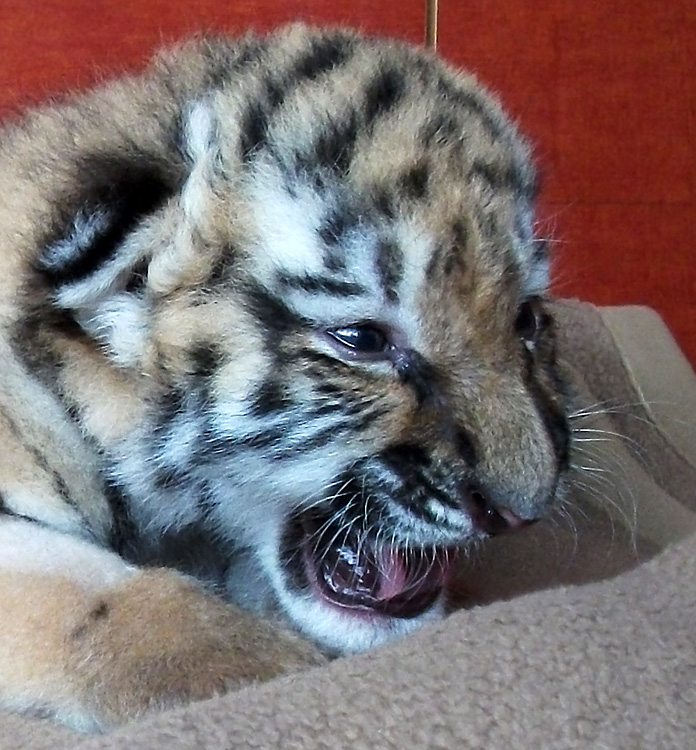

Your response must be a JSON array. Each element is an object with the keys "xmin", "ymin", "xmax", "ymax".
[{"xmin": 0, "ymin": 24, "xmax": 570, "ymax": 730}]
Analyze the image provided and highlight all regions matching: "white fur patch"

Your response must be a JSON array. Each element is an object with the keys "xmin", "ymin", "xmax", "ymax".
[
  {"xmin": 41, "ymin": 208, "xmax": 113, "ymax": 273},
  {"xmin": 181, "ymin": 100, "xmax": 218, "ymax": 222},
  {"xmin": 0, "ymin": 517, "xmax": 134, "ymax": 591},
  {"xmin": 248, "ymin": 164, "xmax": 328, "ymax": 282},
  {"xmin": 75, "ymin": 293, "xmax": 149, "ymax": 367}
]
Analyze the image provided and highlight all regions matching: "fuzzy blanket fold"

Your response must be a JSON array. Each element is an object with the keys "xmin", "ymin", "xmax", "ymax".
[{"xmin": 4, "ymin": 299, "xmax": 695, "ymax": 749}]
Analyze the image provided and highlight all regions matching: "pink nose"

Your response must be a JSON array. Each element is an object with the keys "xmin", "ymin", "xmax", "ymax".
[{"xmin": 464, "ymin": 489, "xmax": 536, "ymax": 535}]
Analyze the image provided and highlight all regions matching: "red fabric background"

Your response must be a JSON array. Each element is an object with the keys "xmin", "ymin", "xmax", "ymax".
[
  {"xmin": 1, "ymin": 1, "xmax": 693, "ymax": 365},
  {"xmin": 440, "ymin": 1, "xmax": 696, "ymax": 367}
]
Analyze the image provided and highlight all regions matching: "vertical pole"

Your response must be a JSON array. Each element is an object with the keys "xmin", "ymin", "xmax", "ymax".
[{"xmin": 425, "ymin": 0, "xmax": 438, "ymax": 50}]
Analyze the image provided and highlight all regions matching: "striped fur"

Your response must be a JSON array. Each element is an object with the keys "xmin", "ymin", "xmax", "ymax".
[{"xmin": 0, "ymin": 25, "xmax": 570, "ymax": 728}]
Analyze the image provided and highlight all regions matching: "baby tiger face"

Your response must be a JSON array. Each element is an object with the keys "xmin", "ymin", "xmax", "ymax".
[{"xmin": 21, "ymin": 26, "xmax": 570, "ymax": 653}]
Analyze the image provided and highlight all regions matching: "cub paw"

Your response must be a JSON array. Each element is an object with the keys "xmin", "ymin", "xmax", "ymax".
[{"xmin": 67, "ymin": 569, "xmax": 325, "ymax": 729}]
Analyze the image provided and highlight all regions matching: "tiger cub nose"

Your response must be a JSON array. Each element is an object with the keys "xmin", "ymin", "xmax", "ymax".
[{"xmin": 463, "ymin": 486, "xmax": 537, "ymax": 536}]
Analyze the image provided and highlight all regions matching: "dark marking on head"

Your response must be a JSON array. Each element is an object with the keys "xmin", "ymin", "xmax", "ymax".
[
  {"xmin": 372, "ymin": 187, "xmax": 396, "ymax": 220},
  {"xmin": 399, "ymin": 163, "xmax": 430, "ymax": 201},
  {"xmin": 290, "ymin": 34, "xmax": 352, "ymax": 82},
  {"xmin": 445, "ymin": 220, "xmax": 469, "ymax": 277},
  {"xmin": 376, "ymin": 238, "xmax": 403, "ymax": 303},
  {"xmin": 392, "ymin": 348, "xmax": 436, "ymax": 405},
  {"xmin": 426, "ymin": 220, "xmax": 468, "ymax": 281},
  {"xmin": 157, "ymin": 386, "xmax": 187, "ymax": 423},
  {"xmin": 243, "ymin": 284, "xmax": 309, "ymax": 337},
  {"xmin": 382, "ymin": 442, "xmax": 431, "ymax": 468},
  {"xmin": 318, "ymin": 206, "xmax": 359, "ymax": 271},
  {"xmin": 454, "ymin": 428, "xmax": 478, "ymax": 467},
  {"xmin": 271, "ymin": 420, "xmax": 351, "ymax": 460},
  {"xmin": 199, "ymin": 425, "xmax": 288, "ymax": 459},
  {"xmin": 377, "ymin": 447, "xmax": 461, "ymax": 518},
  {"xmin": 276, "ymin": 272, "xmax": 365, "ymax": 297},
  {"xmin": 420, "ymin": 111, "xmax": 462, "ymax": 146},
  {"xmin": 152, "ymin": 463, "xmax": 192, "ymax": 493},
  {"xmin": 250, "ymin": 379, "xmax": 291, "ymax": 416},
  {"xmin": 38, "ymin": 154, "xmax": 178, "ymax": 287},
  {"xmin": 436, "ymin": 78, "xmax": 506, "ymax": 142},
  {"xmin": 197, "ymin": 37, "xmax": 268, "ymax": 90},
  {"xmin": 189, "ymin": 342, "xmax": 223, "ymax": 379},
  {"xmin": 239, "ymin": 99, "xmax": 270, "ymax": 162},
  {"xmin": 239, "ymin": 34, "xmax": 353, "ymax": 164},
  {"xmin": 124, "ymin": 260, "xmax": 149, "ymax": 294},
  {"xmin": 468, "ymin": 159, "xmax": 533, "ymax": 199},
  {"xmin": 307, "ymin": 109, "xmax": 360, "ymax": 174},
  {"xmin": 363, "ymin": 68, "xmax": 406, "ymax": 128}
]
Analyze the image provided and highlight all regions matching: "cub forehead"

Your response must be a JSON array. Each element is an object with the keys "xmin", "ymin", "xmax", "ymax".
[
  {"xmin": 245, "ymin": 162, "xmax": 438, "ymax": 332},
  {"xmin": 178, "ymin": 26, "xmax": 543, "ymax": 304}
]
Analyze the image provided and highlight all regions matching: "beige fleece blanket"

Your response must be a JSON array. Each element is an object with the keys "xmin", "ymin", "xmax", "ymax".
[{"xmin": 3, "ymin": 299, "xmax": 695, "ymax": 749}]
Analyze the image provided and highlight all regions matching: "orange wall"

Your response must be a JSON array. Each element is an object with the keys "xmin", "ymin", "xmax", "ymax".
[
  {"xmin": 1, "ymin": 0, "xmax": 694, "ymax": 365},
  {"xmin": 439, "ymin": 1, "xmax": 696, "ymax": 367},
  {"xmin": 0, "ymin": 0, "xmax": 423, "ymax": 112}
]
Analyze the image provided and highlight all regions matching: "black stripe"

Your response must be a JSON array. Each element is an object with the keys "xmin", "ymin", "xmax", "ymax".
[
  {"xmin": 243, "ymin": 284, "xmax": 309, "ymax": 345},
  {"xmin": 287, "ymin": 57, "xmax": 410, "ymax": 177},
  {"xmin": 363, "ymin": 68, "xmax": 406, "ymax": 128},
  {"xmin": 39, "ymin": 156, "xmax": 175, "ymax": 286},
  {"xmin": 199, "ymin": 38, "xmax": 268, "ymax": 90},
  {"xmin": 413, "ymin": 470, "xmax": 462, "ymax": 512},
  {"xmin": 393, "ymin": 348, "xmax": 437, "ymax": 405},
  {"xmin": 318, "ymin": 206, "xmax": 360, "ymax": 272},
  {"xmin": 276, "ymin": 272, "xmax": 365, "ymax": 297},
  {"xmin": 376, "ymin": 238, "xmax": 403, "ymax": 303},
  {"xmin": 153, "ymin": 463, "xmax": 190, "ymax": 491},
  {"xmin": 272, "ymin": 420, "xmax": 351, "ymax": 460},
  {"xmin": 374, "ymin": 448, "xmax": 462, "ymax": 519},
  {"xmin": 468, "ymin": 159, "xmax": 532, "ymax": 198},
  {"xmin": 104, "ymin": 478, "xmax": 139, "ymax": 557},
  {"xmin": 290, "ymin": 35, "xmax": 352, "ymax": 83},
  {"xmin": 188, "ymin": 342, "xmax": 223, "ymax": 379},
  {"xmin": 308, "ymin": 400, "xmax": 344, "ymax": 418},
  {"xmin": 0, "ymin": 403, "xmax": 85, "ymax": 515},
  {"xmin": 319, "ymin": 207, "xmax": 358, "ymax": 248},
  {"xmin": 522, "ymin": 345, "xmax": 570, "ymax": 472},
  {"xmin": 436, "ymin": 78, "xmax": 506, "ymax": 142},
  {"xmin": 239, "ymin": 34, "xmax": 353, "ymax": 162},
  {"xmin": 441, "ymin": 220, "xmax": 469, "ymax": 278},
  {"xmin": 420, "ymin": 111, "xmax": 462, "ymax": 145},
  {"xmin": 454, "ymin": 427, "xmax": 478, "ymax": 467},
  {"xmin": 239, "ymin": 99, "xmax": 271, "ymax": 162},
  {"xmin": 199, "ymin": 425, "xmax": 288, "ymax": 459},
  {"xmin": 305, "ymin": 109, "xmax": 360, "ymax": 174},
  {"xmin": 399, "ymin": 163, "xmax": 430, "ymax": 201},
  {"xmin": 250, "ymin": 379, "xmax": 291, "ymax": 416}
]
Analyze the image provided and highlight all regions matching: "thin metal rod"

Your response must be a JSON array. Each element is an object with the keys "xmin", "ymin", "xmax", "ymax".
[{"xmin": 425, "ymin": 0, "xmax": 438, "ymax": 50}]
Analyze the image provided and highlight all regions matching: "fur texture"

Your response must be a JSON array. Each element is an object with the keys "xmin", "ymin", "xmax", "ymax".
[{"xmin": 0, "ymin": 24, "xmax": 570, "ymax": 729}]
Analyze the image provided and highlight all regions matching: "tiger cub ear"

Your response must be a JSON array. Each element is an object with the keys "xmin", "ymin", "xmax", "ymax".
[
  {"xmin": 148, "ymin": 99, "xmax": 225, "ymax": 297},
  {"xmin": 37, "ymin": 99, "xmax": 225, "ymax": 367}
]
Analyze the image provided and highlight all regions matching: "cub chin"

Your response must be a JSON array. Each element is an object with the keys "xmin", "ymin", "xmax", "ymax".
[{"xmin": 0, "ymin": 23, "xmax": 570, "ymax": 728}]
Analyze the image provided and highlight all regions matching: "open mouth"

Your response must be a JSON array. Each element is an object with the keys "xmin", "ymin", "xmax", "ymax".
[{"xmin": 283, "ymin": 511, "xmax": 457, "ymax": 619}]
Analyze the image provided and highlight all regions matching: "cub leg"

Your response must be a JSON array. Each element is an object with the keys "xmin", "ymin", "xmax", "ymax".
[{"xmin": 0, "ymin": 517, "xmax": 324, "ymax": 732}]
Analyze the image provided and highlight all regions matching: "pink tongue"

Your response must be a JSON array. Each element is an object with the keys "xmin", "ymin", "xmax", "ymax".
[{"xmin": 375, "ymin": 548, "xmax": 410, "ymax": 600}]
